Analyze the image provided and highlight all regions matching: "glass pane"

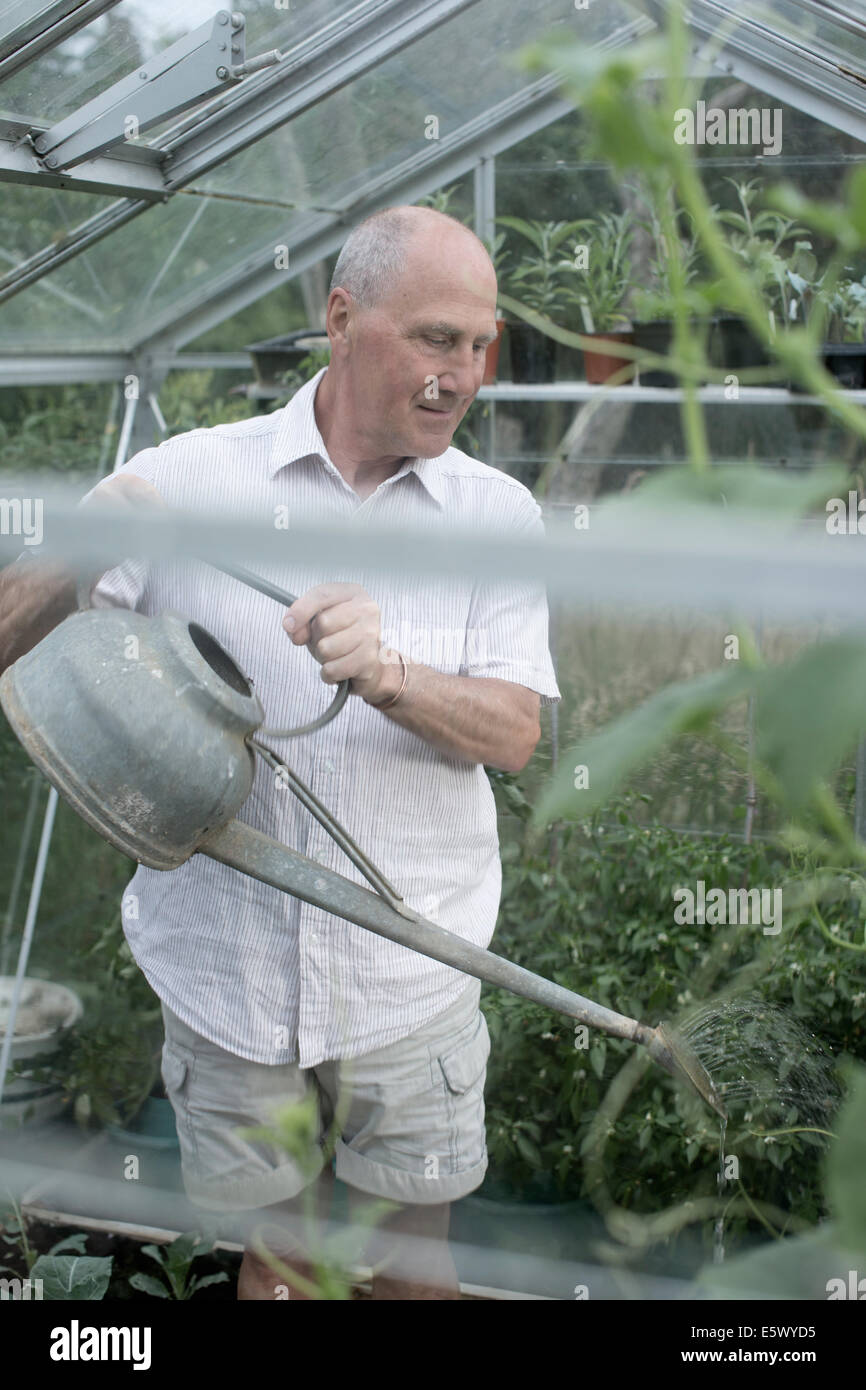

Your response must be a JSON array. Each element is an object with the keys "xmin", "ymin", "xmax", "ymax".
[
  {"xmin": 698, "ymin": 0, "xmax": 866, "ymax": 71},
  {"xmin": 0, "ymin": 0, "xmax": 648, "ymax": 349},
  {"xmin": 0, "ymin": 0, "xmax": 378, "ymax": 123}
]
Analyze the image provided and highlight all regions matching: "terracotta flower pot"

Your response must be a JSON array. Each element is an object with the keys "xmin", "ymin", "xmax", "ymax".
[
  {"xmin": 483, "ymin": 318, "xmax": 507, "ymax": 384},
  {"xmin": 582, "ymin": 330, "xmax": 635, "ymax": 385}
]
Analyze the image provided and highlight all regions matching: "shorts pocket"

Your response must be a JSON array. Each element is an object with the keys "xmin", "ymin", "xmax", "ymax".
[
  {"xmin": 160, "ymin": 1040, "xmax": 197, "ymax": 1160},
  {"xmin": 161, "ymin": 1038, "xmax": 193, "ymax": 1097},
  {"xmin": 437, "ymin": 1011, "xmax": 491, "ymax": 1095}
]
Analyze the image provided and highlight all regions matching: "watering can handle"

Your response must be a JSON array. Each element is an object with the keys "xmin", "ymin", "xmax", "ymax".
[{"xmin": 208, "ymin": 560, "xmax": 350, "ymax": 738}]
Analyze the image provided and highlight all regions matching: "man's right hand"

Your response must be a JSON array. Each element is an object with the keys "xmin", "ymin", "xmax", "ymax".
[
  {"xmin": 0, "ymin": 473, "xmax": 166, "ymax": 675},
  {"xmin": 82, "ymin": 473, "xmax": 166, "ymax": 513}
]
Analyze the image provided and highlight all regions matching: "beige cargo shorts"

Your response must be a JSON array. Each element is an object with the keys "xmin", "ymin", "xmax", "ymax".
[{"xmin": 160, "ymin": 982, "xmax": 491, "ymax": 1213}]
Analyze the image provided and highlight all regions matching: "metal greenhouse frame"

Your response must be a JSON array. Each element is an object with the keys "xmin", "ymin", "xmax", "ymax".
[{"xmin": 1, "ymin": 0, "xmax": 866, "ymax": 1314}]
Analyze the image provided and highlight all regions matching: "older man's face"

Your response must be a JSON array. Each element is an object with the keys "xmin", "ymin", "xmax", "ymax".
[{"xmin": 342, "ymin": 229, "xmax": 499, "ymax": 461}]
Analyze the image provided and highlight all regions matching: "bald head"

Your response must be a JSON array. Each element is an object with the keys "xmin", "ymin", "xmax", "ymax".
[
  {"xmin": 317, "ymin": 202, "xmax": 499, "ymax": 467},
  {"xmin": 330, "ymin": 204, "xmax": 495, "ymax": 308}
]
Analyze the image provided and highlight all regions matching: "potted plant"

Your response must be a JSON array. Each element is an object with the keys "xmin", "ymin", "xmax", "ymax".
[
  {"xmin": 799, "ymin": 274, "xmax": 866, "ymax": 389},
  {"xmin": 496, "ymin": 216, "xmax": 582, "ymax": 383},
  {"xmin": 0, "ymin": 977, "xmax": 83, "ymax": 1128},
  {"xmin": 711, "ymin": 178, "xmax": 812, "ymax": 384},
  {"xmin": 558, "ymin": 211, "xmax": 636, "ymax": 385},
  {"xmin": 13, "ymin": 919, "xmax": 171, "ymax": 1141}
]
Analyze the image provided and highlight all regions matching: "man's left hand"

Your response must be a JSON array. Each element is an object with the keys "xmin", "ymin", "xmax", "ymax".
[{"xmin": 282, "ymin": 582, "xmax": 393, "ymax": 703}]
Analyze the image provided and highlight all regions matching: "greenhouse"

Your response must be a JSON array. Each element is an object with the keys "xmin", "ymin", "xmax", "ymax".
[{"xmin": 0, "ymin": 0, "xmax": 865, "ymax": 1333}]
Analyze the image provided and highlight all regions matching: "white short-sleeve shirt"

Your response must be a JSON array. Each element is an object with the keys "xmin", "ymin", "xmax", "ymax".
[{"xmin": 90, "ymin": 368, "xmax": 561, "ymax": 1065}]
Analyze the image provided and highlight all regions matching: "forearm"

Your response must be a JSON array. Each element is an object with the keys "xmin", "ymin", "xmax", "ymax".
[
  {"xmin": 0, "ymin": 558, "xmax": 79, "ymax": 675},
  {"xmin": 364, "ymin": 658, "xmax": 539, "ymax": 772}
]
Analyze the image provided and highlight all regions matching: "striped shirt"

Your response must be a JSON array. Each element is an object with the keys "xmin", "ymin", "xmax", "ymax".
[{"xmin": 89, "ymin": 367, "xmax": 561, "ymax": 1066}]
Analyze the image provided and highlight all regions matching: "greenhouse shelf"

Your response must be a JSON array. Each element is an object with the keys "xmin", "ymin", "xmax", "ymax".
[{"xmin": 478, "ymin": 382, "xmax": 866, "ymax": 404}]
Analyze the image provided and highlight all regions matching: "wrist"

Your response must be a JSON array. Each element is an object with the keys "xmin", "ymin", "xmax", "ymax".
[{"xmin": 365, "ymin": 648, "xmax": 408, "ymax": 709}]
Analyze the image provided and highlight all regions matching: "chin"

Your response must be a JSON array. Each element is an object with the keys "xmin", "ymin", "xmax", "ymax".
[{"xmin": 412, "ymin": 432, "xmax": 454, "ymax": 459}]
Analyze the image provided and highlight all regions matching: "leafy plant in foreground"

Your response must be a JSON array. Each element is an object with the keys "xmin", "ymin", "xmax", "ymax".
[{"xmin": 129, "ymin": 1232, "xmax": 229, "ymax": 1301}]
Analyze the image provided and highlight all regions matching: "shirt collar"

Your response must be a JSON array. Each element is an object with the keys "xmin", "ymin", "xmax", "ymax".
[{"xmin": 267, "ymin": 366, "xmax": 446, "ymax": 510}]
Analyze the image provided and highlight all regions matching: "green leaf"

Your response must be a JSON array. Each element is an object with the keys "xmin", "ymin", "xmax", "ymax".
[
  {"xmin": 46, "ymin": 1233, "xmax": 88, "ymax": 1258},
  {"xmin": 163, "ymin": 1231, "xmax": 203, "ymax": 1268},
  {"xmin": 31, "ymin": 1255, "xmax": 113, "ymax": 1301},
  {"xmin": 140, "ymin": 1242, "xmax": 167, "ymax": 1269},
  {"xmin": 590, "ymin": 1041, "xmax": 607, "ymax": 1079},
  {"xmin": 768, "ymin": 183, "xmax": 862, "ymax": 251},
  {"xmin": 187, "ymin": 1271, "xmax": 230, "ymax": 1297},
  {"xmin": 754, "ymin": 637, "xmax": 866, "ymax": 809},
  {"xmin": 129, "ymin": 1271, "xmax": 171, "ymax": 1299},
  {"xmin": 825, "ymin": 1063, "xmax": 866, "ymax": 1247},
  {"xmin": 514, "ymin": 1133, "xmax": 543, "ymax": 1168},
  {"xmin": 495, "ymin": 215, "xmax": 544, "ymax": 252}
]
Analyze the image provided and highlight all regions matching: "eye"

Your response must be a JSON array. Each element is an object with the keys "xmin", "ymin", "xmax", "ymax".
[{"xmin": 427, "ymin": 336, "xmax": 449, "ymax": 347}]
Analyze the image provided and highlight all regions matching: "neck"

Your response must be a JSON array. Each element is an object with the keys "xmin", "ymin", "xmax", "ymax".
[{"xmin": 314, "ymin": 367, "xmax": 406, "ymax": 498}]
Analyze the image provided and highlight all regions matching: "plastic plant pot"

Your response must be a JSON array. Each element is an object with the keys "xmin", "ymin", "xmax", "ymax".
[
  {"xmin": 244, "ymin": 331, "xmax": 329, "ymax": 385},
  {"xmin": 788, "ymin": 343, "xmax": 866, "ymax": 393},
  {"xmin": 710, "ymin": 314, "xmax": 787, "ymax": 386},
  {"xmin": 633, "ymin": 318, "xmax": 716, "ymax": 387},
  {"xmin": 633, "ymin": 319, "xmax": 676, "ymax": 386},
  {"xmin": 820, "ymin": 343, "xmax": 866, "ymax": 390},
  {"xmin": 508, "ymin": 322, "xmax": 558, "ymax": 383},
  {"xmin": 107, "ymin": 1095, "xmax": 179, "ymax": 1151}
]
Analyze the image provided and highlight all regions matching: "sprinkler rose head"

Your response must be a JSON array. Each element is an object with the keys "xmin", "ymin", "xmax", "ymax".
[{"xmin": 648, "ymin": 1021, "xmax": 727, "ymax": 1119}]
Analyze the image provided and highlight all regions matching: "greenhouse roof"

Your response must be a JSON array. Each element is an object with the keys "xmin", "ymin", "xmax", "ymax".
[{"xmin": 0, "ymin": 0, "xmax": 863, "ymax": 374}]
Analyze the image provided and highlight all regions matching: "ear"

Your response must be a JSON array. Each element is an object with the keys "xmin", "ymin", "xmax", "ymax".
[{"xmin": 326, "ymin": 287, "xmax": 354, "ymax": 353}]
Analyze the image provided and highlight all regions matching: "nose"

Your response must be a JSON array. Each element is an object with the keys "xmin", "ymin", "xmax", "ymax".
[{"xmin": 436, "ymin": 343, "xmax": 483, "ymax": 400}]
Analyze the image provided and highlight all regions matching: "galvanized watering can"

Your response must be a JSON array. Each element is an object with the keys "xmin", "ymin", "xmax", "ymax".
[{"xmin": 0, "ymin": 602, "xmax": 725, "ymax": 1117}]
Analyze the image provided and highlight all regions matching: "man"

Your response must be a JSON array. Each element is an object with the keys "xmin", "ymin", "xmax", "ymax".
[{"xmin": 0, "ymin": 205, "xmax": 561, "ymax": 1299}]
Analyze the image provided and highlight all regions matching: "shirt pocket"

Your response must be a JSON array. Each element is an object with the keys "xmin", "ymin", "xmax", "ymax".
[{"xmin": 380, "ymin": 583, "xmax": 475, "ymax": 677}]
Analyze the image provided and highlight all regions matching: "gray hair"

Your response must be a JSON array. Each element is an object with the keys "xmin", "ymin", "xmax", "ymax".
[{"xmin": 329, "ymin": 205, "xmax": 485, "ymax": 308}]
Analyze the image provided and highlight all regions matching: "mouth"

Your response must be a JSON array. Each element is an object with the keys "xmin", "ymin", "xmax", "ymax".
[{"xmin": 417, "ymin": 402, "xmax": 457, "ymax": 416}]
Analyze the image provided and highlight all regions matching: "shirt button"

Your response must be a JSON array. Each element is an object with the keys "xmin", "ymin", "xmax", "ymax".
[{"xmin": 321, "ymin": 758, "xmax": 335, "ymax": 774}]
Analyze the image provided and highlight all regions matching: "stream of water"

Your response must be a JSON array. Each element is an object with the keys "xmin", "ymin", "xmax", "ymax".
[
  {"xmin": 714, "ymin": 1117, "xmax": 727, "ymax": 1264},
  {"xmin": 678, "ymin": 995, "xmax": 840, "ymax": 1264}
]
